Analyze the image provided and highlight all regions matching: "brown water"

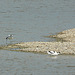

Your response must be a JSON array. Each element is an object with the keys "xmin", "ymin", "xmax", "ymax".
[{"xmin": 0, "ymin": 50, "xmax": 75, "ymax": 75}]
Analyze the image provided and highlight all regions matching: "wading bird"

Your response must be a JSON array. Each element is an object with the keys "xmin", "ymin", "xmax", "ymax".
[
  {"xmin": 6, "ymin": 34, "xmax": 13, "ymax": 44},
  {"xmin": 47, "ymin": 51, "xmax": 60, "ymax": 55}
]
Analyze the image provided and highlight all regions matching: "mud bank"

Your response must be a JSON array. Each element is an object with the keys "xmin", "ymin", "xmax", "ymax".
[
  {"xmin": 0, "ymin": 28, "xmax": 75, "ymax": 54},
  {"xmin": 14, "ymin": 42, "xmax": 75, "ymax": 54},
  {"xmin": 48, "ymin": 28, "xmax": 75, "ymax": 42}
]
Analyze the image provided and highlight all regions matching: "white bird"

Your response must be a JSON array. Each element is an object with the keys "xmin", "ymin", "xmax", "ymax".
[
  {"xmin": 47, "ymin": 51, "xmax": 60, "ymax": 55},
  {"xmin": 6, "ymin": 34, "xmax": 13, "ymax": 44}
]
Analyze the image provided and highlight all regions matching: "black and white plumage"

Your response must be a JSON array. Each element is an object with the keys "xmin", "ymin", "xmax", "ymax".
[
  {"xmin": 47, "ymin": 51, "xmax": 60, "ymax": 55},
  {"xmin": 6, "ymin": 34, "xmax": 13, "ymax": 44}
]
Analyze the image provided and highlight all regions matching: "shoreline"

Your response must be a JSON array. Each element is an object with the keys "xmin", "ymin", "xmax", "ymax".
[
  {"xmin": 47, "ymin": 28, "xmax": 75, "ymax": 42},
  {"xmin": 14, "ymin": 41, "xmax": 75, "ymax": 54},
  {"xmin": 0, "ymin": 28, "xmax": 75, "ymax": 55}
]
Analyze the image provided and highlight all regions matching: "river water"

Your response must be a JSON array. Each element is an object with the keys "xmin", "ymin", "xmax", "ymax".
[
  {"xmin": 0, "ymin": 0, "xmax": 75, "ymax": 45},
  {"xmin": 0, "ymin": 50, "xmax": 75, "ymax": 75},
  {"xmin": 0, "ymin": 0, "xmax": 75, "ymax": 75}
]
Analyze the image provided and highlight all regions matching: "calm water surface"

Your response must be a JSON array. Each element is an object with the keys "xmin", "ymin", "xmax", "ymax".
[
  {"xmin": 0, "ymin": 0, "xmax": 75, "ymax": 75},
  {"xmin": 0, "ymin": 50, "xmax": 75, "ymax": 75},
  {"xmin": 0, "ymin": 0, "xmax": 75, "ymax": 44}
]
